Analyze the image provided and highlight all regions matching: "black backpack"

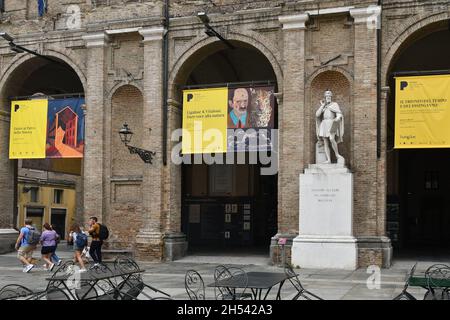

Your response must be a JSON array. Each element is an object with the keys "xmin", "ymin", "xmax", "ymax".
[{"xmin": 98, "ymin": 224, "xmax": 109, "ymax": 241}]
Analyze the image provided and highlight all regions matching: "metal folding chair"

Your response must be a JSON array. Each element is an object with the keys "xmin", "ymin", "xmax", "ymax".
[
  {"xmin": 185, "ymin": 270, "xmax": 205, "ymax": 300},
  {"xmin": 214, "ymin": 266, "xmax": 252, "ymax": 300},
  {"xmin": 0, "ymin": 284, "xmax": 38, "ymax": 300},
  {"xmin": 393, "ymin": 263, "xmax": 417, "ymax": 300},
  {"xmin": 113, "ymin": 257, "xmax": 170, "ymax": 300},
  {"xmin": 423, "ymin": 263, "xmax": 450, "ymax": 300},
  {"xmin": 284, "ymin": 264, "xmax": 323, "ymax": 300}
]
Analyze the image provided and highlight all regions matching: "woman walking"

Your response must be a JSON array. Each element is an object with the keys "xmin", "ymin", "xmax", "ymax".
[
  {"xmin": 68, "ymin": 224, "xmax": 87, "ymax": 272},
  {"xmin": 40, "ymin": 223, "xmax": 58, "ymax": 272}
]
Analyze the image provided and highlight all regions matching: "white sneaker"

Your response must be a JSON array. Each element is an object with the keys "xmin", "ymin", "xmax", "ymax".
[
  {"xmin": 57, "ymin": 260, "xmax": 62, "ymax": 266},
  {"xmin": 24, "ymin": 264, "xmax": 34, "ymax": 273},
  {"xmin": 79, "ymin": 268, "xmax": 87, "ymax": 273}
]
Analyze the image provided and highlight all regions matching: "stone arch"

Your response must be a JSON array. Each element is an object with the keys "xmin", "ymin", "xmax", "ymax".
[
  {"xmin": 107, "ymin": 81, "xmax": 143, "ymax": 103},
  {"xmin": 0, "ymin": 49, "xmax": 87, "ymax": 97},
  {"xmin": 307, "ymin": 70, "xmax": 352, "ymax": 167},
  {"xmin": 383, "ymin": 12, "xmax": 450, "ymax": 86},
  {"xmin": 168, "ymin": 32, "xmax": 283, "ymax": 102}
]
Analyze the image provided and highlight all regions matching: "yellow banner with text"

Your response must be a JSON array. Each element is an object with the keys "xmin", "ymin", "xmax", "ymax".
[
  {"xmin": 9, "ymin": 100, "xmax": 48, "ymax": 159},
  {"xmin": 395, "ymin": 75, "xmax": 450, "ymax": 149},
  {"xmin": 182, "ymin": 88, "xmax": 228, "ymax": 154}
]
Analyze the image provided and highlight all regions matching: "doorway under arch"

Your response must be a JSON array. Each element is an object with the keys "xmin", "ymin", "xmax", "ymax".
[
  {"xmin": 177, "ymin": 41, "xmax": 279, "ymax": 255},
  {"xmin": 386, "ymin": 21, "xmax": 450, "ymax": 259},
  {"xmin": 0, "ymin": 55, "xmax": 85, "ymax": 239}
]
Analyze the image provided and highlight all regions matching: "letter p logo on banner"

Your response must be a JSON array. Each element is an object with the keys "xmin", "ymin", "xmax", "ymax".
[
  {"xmin": 187, "ymin": 94, "xmax": 194, "ymax": 102},
  {"xmin": 400, "ymin": 81, "xmax": 408, "ymax": 91}
]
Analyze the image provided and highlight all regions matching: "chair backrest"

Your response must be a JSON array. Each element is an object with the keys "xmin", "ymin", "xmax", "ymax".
[
  {"xmin": 393, "ymin": 263, "xmax": 418, "ymax": 300},
  {"xmin": 46, "ymin": 285, "xmax": 71, "ymax": 300},
  {"xmin": 114, "ymin": 257, "xmax": 140, "ymax": 274},
  {"xmin": 116, "ymin": 275, "xmax": 144, "ymax": 300},
  {"xmin": 225, "ymin": 267, "xmax": 249, "ymax": 300},
  {"xmin": 424, "ymin": 263, "xmax": 450, "ymax": 300},
  {"xmin": 214, "ymin": 265, "xmax": 232, "ymax": 300},
  {"xmin": 51, "ymin": 260, "xmax": 76, "ymax": 279},
  {"xmin": 404, "ymin": 262, "xmax": 418, "ymax": 290},
  {"xmin": 185, "ymin": 270, "xmax": 205, "ymax": 300},
  {"xmin": 0, "ymin": 284, "xmax": 36, "ymax": 300},
  {"xmin": 46, "ymin": 261, "xmax": 78, "ymax": 297}
]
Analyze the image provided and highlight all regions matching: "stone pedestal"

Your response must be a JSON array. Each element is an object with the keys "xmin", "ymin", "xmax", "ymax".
[
  {"xmin": 0, "ymin": 229, "xmax": 19, "ymax": 254},
  {"xmin": 269, "ymin": 233, "xmax": 297, "ymax": 266},
  {"xmin": 292, "ymin": 164, "xmax": 357, "ymax": 269}
]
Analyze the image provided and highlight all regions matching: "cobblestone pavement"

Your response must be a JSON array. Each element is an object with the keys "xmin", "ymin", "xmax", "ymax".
[{"xmin": 0, "ymin": 244, "xmax": 443, "ymax": 300}]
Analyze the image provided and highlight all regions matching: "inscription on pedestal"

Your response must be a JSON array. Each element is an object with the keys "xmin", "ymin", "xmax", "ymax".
[
  {"xmin": 312, "ymin": 188, "xmax": 340, "ymax": 203},
  {"xmin": 300, "ymin": 168, "xmax": 353, "ymax": 236}
]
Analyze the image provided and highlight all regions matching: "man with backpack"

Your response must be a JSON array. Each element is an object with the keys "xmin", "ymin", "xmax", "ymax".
[
  {"xmin": 15, "ymin": 218, "xmax": 39, "ymax": 273},
  {"xmin": 88, "ymin": 216, "xmax": 108, "ymax": 265}
]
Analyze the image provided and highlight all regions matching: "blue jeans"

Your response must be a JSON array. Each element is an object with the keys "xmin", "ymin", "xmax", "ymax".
[{"xmin": 51, "ymin": 244, "xmax": 60, "ymax": 263}]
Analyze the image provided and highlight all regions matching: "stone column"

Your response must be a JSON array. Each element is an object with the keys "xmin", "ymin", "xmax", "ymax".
[
  {"xmin": 135, "ymin": 27, "xmax": 166, "ymax": 261},
  {"xmin": 350, "ymin": 6, "xmax": 391, "ymax": 267},
  {"xmin": 271, "ymin": 14, "xmax": 309, "ymax": 265},
  {"xmin": 163, "ymin": 99, "xmax": 187, "ymax": 260},
  {"xmin": 376, "ymin": 86, "xmax": 392, "ymax": 268},
  {"xmin": 81, "ymin": 32, "xmax": 109, "ymax": 225},
  {"xmin": 0, "ymin": 108, "xmax": 17, "ymax": 253}
]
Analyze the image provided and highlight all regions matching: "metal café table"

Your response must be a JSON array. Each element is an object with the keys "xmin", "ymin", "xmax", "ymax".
[
  {"xmin": 408, "ymin": 276, "xmax": 450, "ymax": 289},
  {"xmin": 208, "ymin": 271, "xmax": 293, "ymax": 300},
  {"xmin": 46, "ymin": 265, "xmax": 167, "ymax": 300}
]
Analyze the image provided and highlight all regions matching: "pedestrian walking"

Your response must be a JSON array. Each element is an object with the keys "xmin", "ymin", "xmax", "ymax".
[
  {"xmin": 14, "ymin": 218, "xmax": 39, "ymax": 273},
  {"xmin": 40, "ymin": 223, "xmax": 58, "ymax": 272},
  {"xmin": 68, "ymin": 224, "xmax": 87, "ymax": 272},
  {"xmin": 88, "ymin": 217, "xmax": 105, "ymax": 265}
]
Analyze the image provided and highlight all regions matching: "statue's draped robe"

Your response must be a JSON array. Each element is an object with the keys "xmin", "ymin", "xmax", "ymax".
[{"xmin": 316, "ymin": 102, "xmax": 344, "ymax": 143}]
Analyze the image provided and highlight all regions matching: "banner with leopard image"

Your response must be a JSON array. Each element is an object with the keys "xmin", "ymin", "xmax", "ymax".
[{"xmin": 227, "ymin": 85, "xmax": 276, "ymax": 152}]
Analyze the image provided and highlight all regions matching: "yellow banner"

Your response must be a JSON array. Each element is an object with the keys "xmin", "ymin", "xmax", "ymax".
[
  {"xmin": 9, "ymin": 100, "xmax": 48, "ymax": 159},
  {"xmin": 395, "ymin": 75, "xmax": 450, "ymax": 148},
  {"xmin": 182, "ymin": 88, "xmax": 228, "ymax": 154}
]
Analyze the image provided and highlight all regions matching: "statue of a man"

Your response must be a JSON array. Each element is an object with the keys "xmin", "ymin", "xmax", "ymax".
[{"xmin": 315, "ymin": 90, "xmax": 344, "ymax": 164}]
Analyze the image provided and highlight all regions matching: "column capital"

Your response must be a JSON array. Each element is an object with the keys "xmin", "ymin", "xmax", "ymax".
[
  {"xmin": 82, "ymin": 32, "xmax": 110, "ymax": 48},
  {"xmin": 350, "ymin": 5, "xmax": 381, "ymax": 26},
  {"xmin": 139, "ymin": 27, "xmax": 167, "ymax": 43},
  {"xmin": 279, "ymin": 13, "xmax": 309, "ymax": 30}
]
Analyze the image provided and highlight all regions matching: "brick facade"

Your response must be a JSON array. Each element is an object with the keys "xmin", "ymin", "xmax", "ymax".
[{"xmin": 0, "ymin": 0, "xmax": 448, "ymax": 267}]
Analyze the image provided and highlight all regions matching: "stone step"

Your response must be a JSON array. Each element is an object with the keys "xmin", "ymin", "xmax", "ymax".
[{"xmin": 101, "ymin": 249, "xmax": 134, "ymax": 261}]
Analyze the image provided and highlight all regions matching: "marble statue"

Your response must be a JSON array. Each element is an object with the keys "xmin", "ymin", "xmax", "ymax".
[{"xmin": 315, "ymin": 90, "xmax": 345, "ymax": 164}]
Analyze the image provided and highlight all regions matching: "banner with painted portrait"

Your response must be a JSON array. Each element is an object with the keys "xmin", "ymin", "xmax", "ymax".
[
  {"xmin": 182, "ymin": 85, "xmax": 276, "ymax": 154},
  {"xmin": 227, "ymin": 85, "xmax": 276, "ymax": 152}
]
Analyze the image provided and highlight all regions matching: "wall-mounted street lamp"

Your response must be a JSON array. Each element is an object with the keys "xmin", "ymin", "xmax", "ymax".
[
  {"xmin": 119, "ymin": 123, "xmax": 156, "ymax": 164},
  {"xmin": 197, "ymin": 12, "xmax": 235, "ymax": 49}
]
